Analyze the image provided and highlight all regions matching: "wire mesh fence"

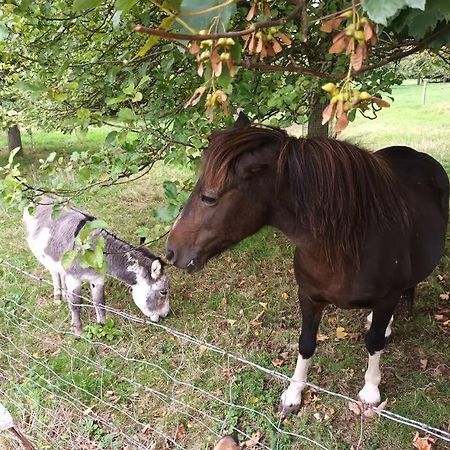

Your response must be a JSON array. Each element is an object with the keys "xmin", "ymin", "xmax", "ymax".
[{"xmin": 1, "ymin": 258, "xmax": 449, "ymax": 450}]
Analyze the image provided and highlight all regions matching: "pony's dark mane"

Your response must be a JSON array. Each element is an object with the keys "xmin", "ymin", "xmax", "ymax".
[{"xmin": 203, "ymin": 125, "xmax": 408, "ymax": 263}]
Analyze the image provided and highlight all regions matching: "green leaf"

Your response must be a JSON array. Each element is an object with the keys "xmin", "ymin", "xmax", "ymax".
[
  {"xmin": 62, "ymin": 249, "xmax": 79, "ymax": 270},
  {"xmin": 94, "ymin": 236, "xmax": 106, "ymax": 266},
  {"xmin": 112, "ymin": 10, "xmax": 122, "ymax": 30},
  {"xmin": 53, "ymin": 92, "xmax": 68, "ymax": 102},
  {"xmin": 89, "ymin": 219, "xmax": 108, "ymax": 230},
  {"xmin": 0, "ymin": 22, "xmax": 9, "ymax": 41},
  {"xmin": 136, "ymin": 16, "xmax": 175, "ymax": 57},
  {"xmin": 163, "ymin": 0, "xmax": 181, "ymax": 11},
  {"xmin": 8, "ymin": 147, "xmax": 21, "ymax": 165},
  {"xmin": 105, "ymin": 131, "xmax": 118, "ymax": 146},
  {"xmin": 118, "ymin": 107, "xmax": 138, "ymax": 122},
  {"xmin": 363, "ymin": 0, "xmax": 406, "ymax": 25},
  {"xmin": 114, "ymin": 0, "xmax": 139, "ymax": 12},
  {"xmin": 174, "ymin": 0, "xmax": 236, "ymax": 34},
  {"xmin": 163, "ymin": 180, "xmax": 178, "ymax": 199},
  {"xmin": 404, "ymin": 0, "xmax": 425, "ymax": 9},
  {"xmin": 132, "ymin": 91, "xmax": 143, "ymax": 102},
  {"xmin": 73, "ymin": 0, "xmax": 103, "ymax": 12}
]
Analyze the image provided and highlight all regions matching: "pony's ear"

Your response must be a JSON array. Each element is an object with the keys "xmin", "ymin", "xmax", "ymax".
[
  {"xmin": 235, "ymin": 150, "xmax": 269, "ymax": 179},
  {"xmin": 151, "ymin": 259, "xmax": 163, "ymax": 280},
  {"xmin": 232, "ymin": 111, "xmax": 251, "ymax": 129}
]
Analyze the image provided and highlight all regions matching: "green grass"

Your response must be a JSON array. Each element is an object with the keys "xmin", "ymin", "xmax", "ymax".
[{"xmin": 0, "ymin": 82, "xmax": 449, "ymax": 450}]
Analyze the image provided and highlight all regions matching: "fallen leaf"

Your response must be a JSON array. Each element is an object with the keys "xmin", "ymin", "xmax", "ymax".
[
  {"xmin": 199, "ymin": 345, "xmax": 207, "ymax": 354},
  {"xmin": 439, "ymin": 292, "xmax": 449, "ymax": 301},
  {"xmin": 271, "ymin": 358, "xmax": 283, "ymax": 367},
  {"xmin": 336, "ymin": 326, "xmax": 348, "ymax": 340},
  {"xmin": 226, "ymin": 319, "xmax": 236, "ymax": 326},
  {"xmin": 245, "ymin": 431, "xmax": 261, "ymax": 448},
  {"xmin": 281, "ymin": 292, "xmax": 289, "ymax": 300},
  {"xmin": 175, "ymin": 424, "xmax": 186, "ymax": 441},
  {"xmin": 434, "ymin": 314, "xmax": 445, "ymax": 321},
  {"xmin": 259, "ymin": 302, "xmax": 267, "ymax": 309},
  {"xmin": 420, "ymin": 358, "xmax": 428, "ymax": 370},
  {"xmin": 316, "ymin": 333, "xmax": 329, "ymax": 342},
  {"xmin": 412, "ymin": 432, "xmax": 435, "ymax": 450}
]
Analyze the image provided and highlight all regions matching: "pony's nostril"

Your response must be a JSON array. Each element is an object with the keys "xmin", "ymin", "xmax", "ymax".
[{"xmin": 166, "ymin": 249, "xmax": 175, "ymax": 263}]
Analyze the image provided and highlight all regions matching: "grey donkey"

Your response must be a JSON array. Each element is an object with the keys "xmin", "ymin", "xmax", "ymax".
[{"xmin": 23, "ymin": 197, "xmax": 170, "ymax": 336}]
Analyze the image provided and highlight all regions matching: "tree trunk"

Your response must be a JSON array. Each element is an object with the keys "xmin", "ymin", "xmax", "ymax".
[
  {"xmin": 8, "ymin": 124, "xmax": 23, "ymax": 155},
  {"xmin": 307, "ymin": 99, "xmax": 329, "ymax": 138}
]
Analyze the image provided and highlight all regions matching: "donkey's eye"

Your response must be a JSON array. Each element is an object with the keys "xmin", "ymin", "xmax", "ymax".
[
  {"xmin": 159, "ymin": 290, "xmax": 168, "ymax": 296},
  {"xmin": 201, "ymin": 194, "xmax": 217, "ymax": 206}
]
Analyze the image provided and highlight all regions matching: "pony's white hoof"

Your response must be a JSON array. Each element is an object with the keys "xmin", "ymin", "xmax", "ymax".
[
  {"xmin": 358, "ymin": 383, "xmax": 381, "ymax": 406},
  {"xmin": 278, "ymin": 388, "xmax": 302, "ymax": 418}
]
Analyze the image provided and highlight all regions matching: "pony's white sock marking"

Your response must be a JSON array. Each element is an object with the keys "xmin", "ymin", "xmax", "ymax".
[
  {"xmin": 358, "ymin": 351, "xmax": 382, "ymax": 405},
  {"xmin": 280, "ymin": 355, "xmax": 311, "ymax": 407},
  {"xmin": 366, "ymin": 312, "xmax": 393, "ymax": 338}
]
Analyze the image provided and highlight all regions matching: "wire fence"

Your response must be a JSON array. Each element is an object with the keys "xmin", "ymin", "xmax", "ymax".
[{"xmin": 1, "ymin": 257, "xmax": 449, "ymax": 450}]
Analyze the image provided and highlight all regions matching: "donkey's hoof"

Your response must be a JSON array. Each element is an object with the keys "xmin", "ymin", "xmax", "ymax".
[
  {"xmin": 72, "ymin": 326, "xmax": 83, "ymax": 337},
  {"xmin": 278, "ymin": 401, "xmax": 301, "ymax": 419}
]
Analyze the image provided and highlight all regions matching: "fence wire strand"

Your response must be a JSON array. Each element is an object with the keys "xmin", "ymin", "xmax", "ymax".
[{"xmin": 1, "ymin": 258, "xmax": 449, "ymax": 450}]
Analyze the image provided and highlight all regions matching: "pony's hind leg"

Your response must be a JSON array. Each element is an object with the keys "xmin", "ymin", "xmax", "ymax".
[
  {"xmin": 279, "ymin": 293, "xmax": 324, "ymax": 418},
  {"xmin": 366, "ymin": 311, "xmax": 393, "ymax": 338},
  {"xmin": 359, "ymin": 297, "xmax": 398, "ymax": 405}
]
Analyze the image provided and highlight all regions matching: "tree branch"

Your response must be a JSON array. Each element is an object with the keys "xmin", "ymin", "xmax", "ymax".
[{"xmin": 133, "ymin": 0, "xmax": 305, "ymax": 41}]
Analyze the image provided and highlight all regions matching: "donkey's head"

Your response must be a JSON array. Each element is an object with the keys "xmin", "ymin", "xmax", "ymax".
[
  {"xmin": 166, "ymin": 113, "xmax": 281, "ymax": 272},
  {"xmin": 131, "ymin": 256, "xmax": 170, "ymax": 322}
]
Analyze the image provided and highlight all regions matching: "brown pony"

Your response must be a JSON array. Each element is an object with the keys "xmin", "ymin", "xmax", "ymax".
[{"xmin": 166, "ymin": 113, "xmax": 449, "ymax": 417}]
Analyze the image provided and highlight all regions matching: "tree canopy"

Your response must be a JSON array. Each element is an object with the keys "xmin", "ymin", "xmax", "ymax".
[{"xmin": 1, "ymin": 0, "xmax": 449, "ymax": 220}]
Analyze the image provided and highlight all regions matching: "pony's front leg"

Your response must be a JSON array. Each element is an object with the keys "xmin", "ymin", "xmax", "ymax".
[
  {"xmin": 279, "ymin": 293, "xmax": 324, "ymax": 418},
  {"xmin": 359, "ymin": 300, "xmax": 397, "ymax": 405}
]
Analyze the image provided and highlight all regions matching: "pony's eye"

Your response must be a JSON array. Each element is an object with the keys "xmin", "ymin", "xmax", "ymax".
[
  {"xmin": 201, "ymin": 194, "xmax": 217, "ymax": 206},
  {"xmin": 159, "ymin": 290, "xmax": 168, "ymax": 296}
]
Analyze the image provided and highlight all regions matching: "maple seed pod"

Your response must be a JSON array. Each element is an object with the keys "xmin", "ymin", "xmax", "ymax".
[
  {"xmin": 360, "ymin": 91, "xmax": 371, "ymax": 100},
  {"xmin": 360, "ymin": 17, "xmax": 369, "ymax": 25},
  {"xmin": 269, "ymin": 27, "xmax": 278, "ymax": 34},
  {"xmin": 220, "ymin": 52, "xmax": 231, "ymax": 62},
  {"xmin": 200, "ymin": 39, "xmax": 213, "ymax": 48},
  {"xmin": 340, "ymin": 10, "xmax": 353, "ymax": 19},
  {"xmin": 217, "ymin": 37, "xmax": 228, "ymax": 46},
  {"xmin": 199, "ymin": 29, "xmax": 208, "ymax": 36},
  {"xmin": 255, "ymin": 31, "xmax": 263, "ymax": 39},
  {"xmin": 345, "ymin": 24, "xmax": 355, "ymax": 36},
  {"xmin": 354, "ymin": 30, "xmax": 365, "ymax": 41},
  {"xmin": 225, "ymin": 38, "xmax": 235, "ymax": 46},
  {"xmin": 331, "ymin": 95, "xmax": 340, "ymax": 104},
  {"xmin": 199, "ymin": 50, "xmax": 211, "ymax": 61},
  {"xmin": 322, "ymin": 82, "xmax": 337, "ymax": 93},
  {"xmin": 344, "ymin": 101, "xmax": 352, "ymax": 112}
]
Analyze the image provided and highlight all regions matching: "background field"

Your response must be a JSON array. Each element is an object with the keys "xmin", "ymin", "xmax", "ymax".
[{"xmin": 0, "ymin": 82, "xmax": 449, "ymax": 449}]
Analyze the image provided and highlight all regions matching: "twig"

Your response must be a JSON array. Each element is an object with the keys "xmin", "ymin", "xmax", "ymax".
[{"xmin": 133, "ymin": 1, "xmax": 305, "ymax": 41}]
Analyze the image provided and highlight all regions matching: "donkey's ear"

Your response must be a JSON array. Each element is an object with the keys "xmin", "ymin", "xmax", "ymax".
[
  {"xmin": 232, "ymin": 111, "xmax": 251, "ymax": 130},
  {"xmin": 235, "ymin": 151, "xmax": 269, "ymax": 179},
  {"xmin": 151, "ymin": 259, "xmax": 163, "ymax": 280}
]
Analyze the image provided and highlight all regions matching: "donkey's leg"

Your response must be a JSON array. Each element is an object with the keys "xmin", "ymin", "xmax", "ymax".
[
  {"xmin": 50, "ymin": 272, "xmax": 62, "ymax": 301},
  {"xmin": 90, "ymin": 280, "xmax": 106, "ymax": 325},
  {"xmin": 61, "ymin": 275, "xmax": 68, "ymax": 300},
  {"xmin": 359, "ymin": 300, "xmax": 397, "ymax": 405},
  {"xmin": 279, "ymin": 293, "xmax": 324, "ymax": 417},
  {"xmin": 65, "ymin": 275, "xmax": 83, "ymax": 336},
  {"xmin": 366, "ymin": 312, "xmax": 394, "ymax": 338}
]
